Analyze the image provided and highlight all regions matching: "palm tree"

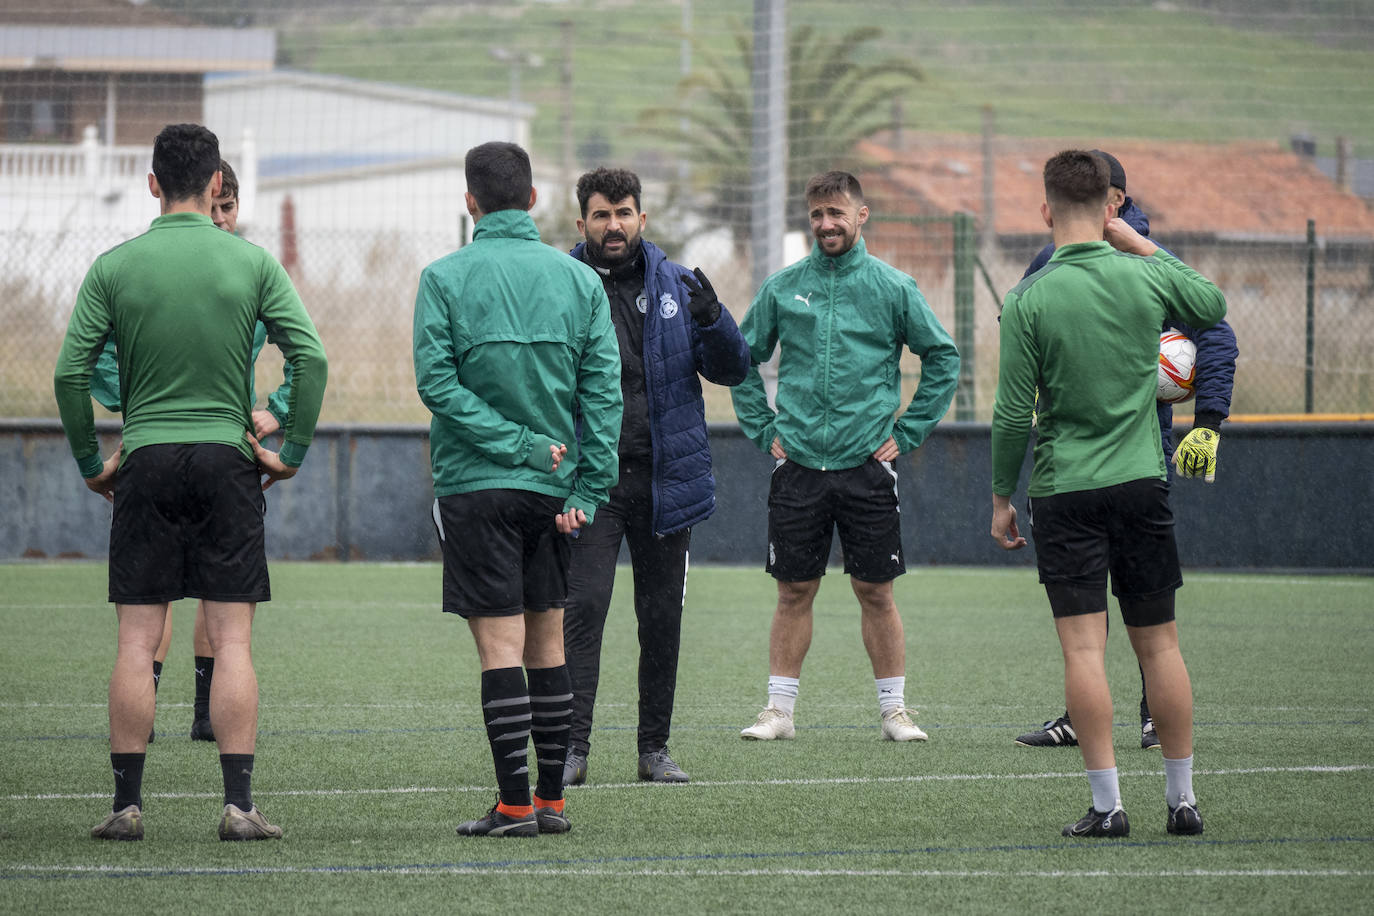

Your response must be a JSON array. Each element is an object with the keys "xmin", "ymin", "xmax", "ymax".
[{"xmin": 642, "ymin": 23, "xmax": 923, "ymax": 252}]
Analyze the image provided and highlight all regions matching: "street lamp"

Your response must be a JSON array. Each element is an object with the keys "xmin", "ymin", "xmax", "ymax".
[{"xmin": 489, "ymin": 47, "xmax": 543, "ymax": 140}]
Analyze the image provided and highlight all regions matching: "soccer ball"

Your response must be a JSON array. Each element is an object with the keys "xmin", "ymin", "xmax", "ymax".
[{"xmin": 1157, "ymin": 330, "xmax": 1197, "ymax": 404}]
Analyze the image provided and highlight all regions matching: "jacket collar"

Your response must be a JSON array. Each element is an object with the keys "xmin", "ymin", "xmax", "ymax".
[
  {"xmin": 1049, "ymin": 240, "xmax": 1114, "ymax": 262},
  {"xmin": 149, "ymin": 211, "xmax": 214, "ymax": 229},
  {"xmin": 570, "ymin": 237, "xmax": 667, "ymax": 277},
  {"xmin": 808, "ymin": 236, "xmax": 868, "ymax": 273},
  {"xmin": 473, "ymin": 209, "xmax": 541, "ymax": 242}
]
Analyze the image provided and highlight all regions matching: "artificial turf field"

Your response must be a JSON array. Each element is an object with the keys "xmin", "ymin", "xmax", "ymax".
[{"xmin": 1, "ymin": 562, "xmax": 1370, "ymax": 914}]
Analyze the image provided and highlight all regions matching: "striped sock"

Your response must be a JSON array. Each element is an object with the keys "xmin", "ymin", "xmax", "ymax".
[
  {"xmin": 526, "ymin": 665, "xmax": 573, "ymax": 802},
  {"xmin": 480, "ymin": 667, "xmax": 531, "ymax": 808}
]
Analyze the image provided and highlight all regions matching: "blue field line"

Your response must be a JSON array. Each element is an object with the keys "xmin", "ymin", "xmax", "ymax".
[
  {"xmin": 2, "ymin": 718, "xmax": 1368, "ymax": 743},
  {"xmin": 3, "ymin": 834, "xmax": 1372, "ymax": 883}
]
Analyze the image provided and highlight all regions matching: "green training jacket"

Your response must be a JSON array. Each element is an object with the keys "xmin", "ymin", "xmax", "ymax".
[
  {"xmin": 731, "ymin": 238, "xmax": 960, "ymax": 471},
  {"xmin": 992, "ymin": 243, "xmax": 1227, "ymax": 498},
  {"xmin": 412, "ymin": 209, "xmax": 622, "ymax": 522},
  {"xmin": 54, "ymin": 212, "xmax": 327, "ymax": 477}
]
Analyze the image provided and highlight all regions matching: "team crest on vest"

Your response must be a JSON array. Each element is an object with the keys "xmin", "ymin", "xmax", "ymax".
[{"xmin": 659, "ymin": 293, "xmax": 679, "ymax": 319}]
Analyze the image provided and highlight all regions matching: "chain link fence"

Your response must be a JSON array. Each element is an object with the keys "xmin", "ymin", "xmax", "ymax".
[{"xmin": 4, "ymin": 215, "xmax": 1372, "ymax": 424}]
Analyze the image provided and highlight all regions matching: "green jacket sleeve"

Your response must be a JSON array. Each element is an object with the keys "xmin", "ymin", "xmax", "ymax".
[
  {"xmin": 1152, "ymin": 250, "xmax": 1227, "ymax": 330},
  {"xmin": 54, "ymin": 260, "xmax": 116, "ymax": 477},
  {"xmin": 256, "ymin": 257, "xmax": 326, "ymax": 467},
  {"xmin": 90, "ymin": 338, "xmax": 122, "ymax": 413},
  {"xmin": 565, "ymin": 286, "xmax": 624, "ymax": 524},
  {"xmin": 730, "ymin": 285, "xmax": 781, "ymax": 455},
  {"xmin": 413, "ymin": 268, "xmax": 563, "ymax": 471},
  {"xmin": 251, "ymin": 321, "xmax": 295, "ymax": 426},
  {"xmin": 990, "ymin": 294, "xmax": 1038, "ymax": 496},
  {"xmin": 891, "ymin": 280, "xmax": 960, "ymax": 453}
]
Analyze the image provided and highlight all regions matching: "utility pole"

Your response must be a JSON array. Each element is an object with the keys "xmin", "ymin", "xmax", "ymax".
[
  {"xmin": 560, "ymin": 20, "xmax": 575, "ymax": 192},
  {"xmin": 679, "ymin": 0, "xmax": 692, "ymax": 186},
  {"xmin": 750, "ymin": 0, "xmax": 786, "ymax": 295},
  {"xmin": 751, "ymin": 0, "xmax": 786, "ymax": 407}
]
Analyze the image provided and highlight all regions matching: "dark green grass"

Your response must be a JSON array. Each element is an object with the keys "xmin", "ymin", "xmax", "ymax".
[{"xmin": 1, "ymin": 563, "xmax": 1371, "ymax": 913}]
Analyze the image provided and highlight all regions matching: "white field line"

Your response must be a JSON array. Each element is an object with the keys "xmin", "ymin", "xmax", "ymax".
[
  {"xmin": 7, "ymin": 763, "xmax": 1370, "ymax": 802},
  {"xmin": 6, "ymin": 864, "xmax": 1372, "ymax": 879}
]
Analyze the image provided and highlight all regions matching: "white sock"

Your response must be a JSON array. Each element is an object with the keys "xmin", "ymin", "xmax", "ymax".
[
  {"xmin": 1164, "ymin": 755, "xmax": 1196, "ymax": 807},
  {"xmin": 875, "ymin": 676, "xmax": 905, "ymax": 715},
  {"xmin": 766, "ymin": 676, "xmax": 799, "ymax": 716},
  {"xmin": 1086, "ymin": 766, "xmax": 1121, "ymax": 813}
]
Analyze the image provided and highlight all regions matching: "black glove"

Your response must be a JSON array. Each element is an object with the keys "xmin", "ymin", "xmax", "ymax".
[{"xmin": 683, "ymin": 267, "xmax": 721, "ymax": 326}]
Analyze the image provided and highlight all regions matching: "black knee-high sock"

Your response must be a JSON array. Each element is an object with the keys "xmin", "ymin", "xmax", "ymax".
[
  {"xmin": 1139, "ymin": 664, "xmax": 1151, "ymax": 722},
  {"xmin": 194, "ymin": 656, "xmax": 214, "ymax": 721},
  {"xmin": 527, "ymin": 665, "xmax": 573, "ymax": 802},
  {"xmin": 480, "ymin": 667, "xmax": 531, "ymax": 808},
  {"xmin": 111, "ymin": 752, "xmax": 145, "ymax": 811},
  {"xmin": 220, "ymin": 754, "xmax": 254, "ymax": 810}
]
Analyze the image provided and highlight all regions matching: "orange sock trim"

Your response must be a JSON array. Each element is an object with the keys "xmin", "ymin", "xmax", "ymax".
[
  {"xmin": 532, "ymin": 796, "xmax": 564, "ymax": 813},
  {"xmin": 496, "ymin": 802, "xmax": 533, "ymax": 818}
]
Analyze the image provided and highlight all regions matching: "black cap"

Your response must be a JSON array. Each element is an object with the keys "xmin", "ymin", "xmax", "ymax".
[{"xmin": 1090, "ymin": 149, "xmax": 1126, "ymax": 192}]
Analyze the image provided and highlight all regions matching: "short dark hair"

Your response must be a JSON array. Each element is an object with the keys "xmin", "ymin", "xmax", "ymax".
[
  {"xmin": 805, "ymin": 171, "xmax": 864, "ymax": 206},
  {"xmin": 575, "ymin": 167, "xmax": 642, "ymax": 217},
  {"xmin": 152, "ymin": 123, "xmax": 220, "ymax": 203},
  {"xmin": 1043, "ymin": 150, "xmax": 1110, "ymax": 211},
  {"xmin": 464, "ymin": 141, "xmax": 533, "ymax": 214},
  {"xmin": 218, "ymin": 158, "xmax": 238, "ymax": 200}
]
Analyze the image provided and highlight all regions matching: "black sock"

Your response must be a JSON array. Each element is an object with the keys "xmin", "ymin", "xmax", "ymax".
[
  {"xmin": 111, "ymin": 752, "xmax": 145, "ymax": 811},
  {"xmin": 220, "ymin": 753, "xmax": 254, "ymax": 810},
  {"xmin": 152, "ymin": 660, "xmax": 163, "ymax": 693},
  {"xmin": 480, "ymin": 667, "xmax": 531, "ymax": 808},
  {"xmin": 194, "ymin": 656, "xmax": 214, "ymax": 721},
  {"xmin": 527, "ymin": 665, "xmax": 573, "ymax": 802},
  {"xmin": 1139, "ymin": 664, "xmax": 1151, "ymax": 722}
]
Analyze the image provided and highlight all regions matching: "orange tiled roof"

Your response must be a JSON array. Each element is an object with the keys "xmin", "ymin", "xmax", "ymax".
[{"xmin": 857, "ymin": 136, "xmax": 1374, "ymax": 241}]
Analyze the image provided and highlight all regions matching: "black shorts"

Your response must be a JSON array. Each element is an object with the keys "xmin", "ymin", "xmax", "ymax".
[
  {"xmin": 108, "ymin": 443, "xmax": 269, "ymax": 605},
  {"xmin": 1028, "ymin": 477, "xmax": 1181, "ymax": 625},
  {"xmin": 766, "ymin": 458, "xmax": 904, "ymax": 583},
  {"xmin": 432, "ymin": 489, "xmax": 570, "ymax": 618}
]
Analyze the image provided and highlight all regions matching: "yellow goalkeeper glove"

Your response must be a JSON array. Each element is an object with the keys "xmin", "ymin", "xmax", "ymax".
[{"xmin": 1174, "ymin": 427, "xmax": 1219, "ymax": 482}]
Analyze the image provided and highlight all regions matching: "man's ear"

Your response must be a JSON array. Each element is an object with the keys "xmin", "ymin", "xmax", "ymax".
[
  {"xmin": 464, "ymin": 191, "xmax": 481, "ymax": 220},
  {"xmin": 148, "ymin": 172, "xmax": 161, "ymax": 200},
  {"xmin": 527, "ymin": 186, "xmax": 538, "ymax": 210},
  {"xmin": 1040, "ymin": 201, "xmax": 1053, "ymax": 229},
  {"xmin": 209, "ymin": 170, "xmax": 222, "ymax": 199}
]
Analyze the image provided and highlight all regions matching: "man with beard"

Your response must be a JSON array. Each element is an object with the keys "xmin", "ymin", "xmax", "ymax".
[
  {"xmin": 731, "ymin": 171, "xmax": 959, "ymax": 743},
  {"xmin": 561, "ymin": 168, "xmax": 750, "ymax": 787}
]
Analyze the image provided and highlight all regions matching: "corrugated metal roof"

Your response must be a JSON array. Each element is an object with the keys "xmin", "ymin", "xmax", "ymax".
[{"xmin": 0, "ymin": 25, "xmax": 274, "ymax": 73}]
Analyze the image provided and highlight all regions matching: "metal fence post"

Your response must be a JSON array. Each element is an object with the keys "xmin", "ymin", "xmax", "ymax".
[
  {"xmin": 1306, "ymin": 218, "xmax": 1316, "ymax": 414},
  {"xmin": 953, "ymin": 211, "xmax": 975, "ymax": 421}
]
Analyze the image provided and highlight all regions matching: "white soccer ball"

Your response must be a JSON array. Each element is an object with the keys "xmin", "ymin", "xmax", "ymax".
[{"xmin": 1157, "ymin": 330, "xmax": 1197, "ymax": 404}]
